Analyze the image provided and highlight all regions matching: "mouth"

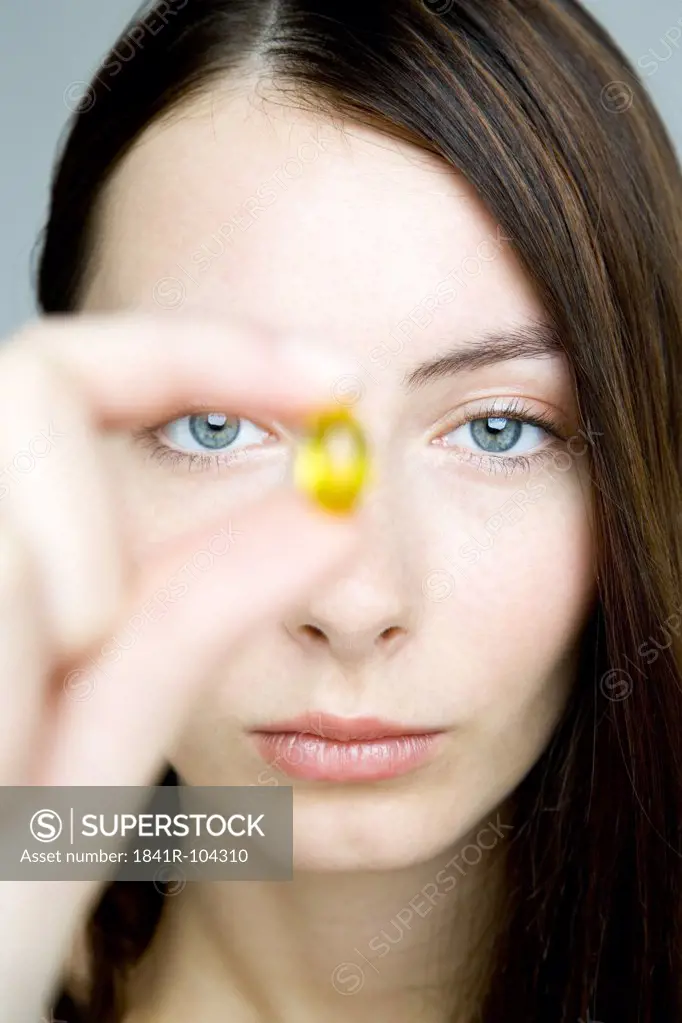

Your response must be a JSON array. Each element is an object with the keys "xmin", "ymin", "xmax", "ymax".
[{"xmin": 250, "ymin": 713, "xmax": 444, "ymax": 782}]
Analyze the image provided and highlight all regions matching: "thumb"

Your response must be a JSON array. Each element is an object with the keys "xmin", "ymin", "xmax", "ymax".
[{"xmin": 48, "ymin": 490, "xmax": 359, "ymax": 787}]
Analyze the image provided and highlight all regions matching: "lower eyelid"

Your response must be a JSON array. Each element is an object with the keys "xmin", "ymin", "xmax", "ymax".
[
  {"xmin": 457, "ymin": 448, "xmax": 555, "ymax": 476},
  {"xmin": 440, "ymin": 425, "xmax": 560, "ymax": 473},
  {"xmin": 137, "ymin": 428, "xmax": 284, "ymax": 472}
]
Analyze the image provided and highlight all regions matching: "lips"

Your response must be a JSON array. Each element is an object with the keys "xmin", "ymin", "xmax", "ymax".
[{"xmin": 251, "ymin": 713, "xmax": 443, "ymax": 782}]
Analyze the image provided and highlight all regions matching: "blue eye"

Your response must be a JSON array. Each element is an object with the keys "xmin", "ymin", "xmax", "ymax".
[
  {"xmin": 442, "ymin": 416, "xmax": 548, "ymax": 456},
  {"xmin": 159, "ymin": 414, "xmax": 271, "ymax": 454}
]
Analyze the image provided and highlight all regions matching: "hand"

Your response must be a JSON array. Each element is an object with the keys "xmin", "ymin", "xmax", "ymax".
[{"xmin": 0, "ymin": 312, "xmax": 359, "ymax": 1022}]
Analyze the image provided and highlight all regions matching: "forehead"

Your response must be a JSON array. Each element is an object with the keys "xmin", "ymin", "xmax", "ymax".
[{"xmin": 84, "ymin": 83, "xmax": 545, "ymax": 361}]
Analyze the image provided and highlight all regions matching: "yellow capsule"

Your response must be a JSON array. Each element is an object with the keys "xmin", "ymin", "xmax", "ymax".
[{"xmin": 293, "ymin": 406, "xmax": 370, "ymax": 515}]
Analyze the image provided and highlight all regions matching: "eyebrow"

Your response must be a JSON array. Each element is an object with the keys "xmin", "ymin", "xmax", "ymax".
[{"xmin": 403, "ymin": 321, "xmax": 564, "ymax": 393}]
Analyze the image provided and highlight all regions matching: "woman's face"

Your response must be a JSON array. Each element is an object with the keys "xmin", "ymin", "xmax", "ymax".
[{"xmin": 82, "ymin": 83, "xmax": 597, "ymax": 871}]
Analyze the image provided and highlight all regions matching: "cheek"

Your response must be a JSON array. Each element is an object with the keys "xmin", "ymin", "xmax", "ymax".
[
  {"xmin": 419, "ymin": 460, "xmax": 597, "ymax": 721},
  {"xmin": 103, "ymin": 436, "xmax": 289, "ymax": 560}
]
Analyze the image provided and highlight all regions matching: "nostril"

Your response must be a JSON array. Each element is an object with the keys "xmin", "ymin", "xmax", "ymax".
[
  {"xmin": 294, "ymin": 623, "xmax": 406, "ymax": 650},
  {"xmin": 380, "ymin": 626, "xmax": 404, "ymax": 644},
  {"xmin": 301, "ymin": 624, "xmax": 327, "ymax": 643}
]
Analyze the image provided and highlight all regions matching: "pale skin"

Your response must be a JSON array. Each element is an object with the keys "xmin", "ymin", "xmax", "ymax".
[{"xmin": 0, "ymin": 77, "xmax": 597, "ymax": 1023}]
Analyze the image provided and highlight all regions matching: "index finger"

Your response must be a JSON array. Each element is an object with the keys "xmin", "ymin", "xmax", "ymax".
[{"xmin": 16, "ymin": 311, "xmax": 351, "ymax": 426}]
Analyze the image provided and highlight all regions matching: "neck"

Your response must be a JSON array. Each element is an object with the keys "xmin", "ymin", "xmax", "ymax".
[{"xmin": 122, "ymin": 815, "xmax": 509, "ymax": 1023}]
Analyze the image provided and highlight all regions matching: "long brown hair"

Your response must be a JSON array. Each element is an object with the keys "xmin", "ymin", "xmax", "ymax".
[{"xmin": 38, "ymin": 1, "xmax": 682, "ymax": 1020}]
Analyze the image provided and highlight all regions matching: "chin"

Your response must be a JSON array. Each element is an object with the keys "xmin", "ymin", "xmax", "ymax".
[{"xmin": 288, "ymin": 784, "xmax": 477, "ymax": 872}]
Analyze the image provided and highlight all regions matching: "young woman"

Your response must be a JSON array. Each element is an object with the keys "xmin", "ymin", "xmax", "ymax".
[{"xmin": 2, "ymin": 0, "xmax": 681, "ymax": 1020}]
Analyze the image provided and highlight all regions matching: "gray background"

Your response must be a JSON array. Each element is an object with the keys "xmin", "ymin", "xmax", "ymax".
[{"xmin": 1, "ymin": 0, "xmax": 681, "ymax": 336}]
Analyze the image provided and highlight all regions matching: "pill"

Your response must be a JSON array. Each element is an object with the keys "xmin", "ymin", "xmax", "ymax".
[{"xmin": 293, "ymin": 406, "xmax": 370, "ymax": 514}]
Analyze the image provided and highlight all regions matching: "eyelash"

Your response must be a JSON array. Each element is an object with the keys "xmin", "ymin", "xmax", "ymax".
[
  {"xmin": 135, "ymin": 397, "xmax": 564, "ymax": 478},
  {"xmin": 133, "ymin": 425, "xmax": 277, "ymax": 474},
  {"xmin": 433, "ymin": 396, "xmax": 564, "ymax": 477}
]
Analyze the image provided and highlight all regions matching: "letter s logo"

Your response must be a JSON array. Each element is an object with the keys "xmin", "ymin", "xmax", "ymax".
[{"xmin": 30, "ymin": 809, "xmax": 63, "ymax": 843}]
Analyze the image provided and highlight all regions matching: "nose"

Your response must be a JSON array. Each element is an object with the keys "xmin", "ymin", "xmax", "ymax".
[{"xmin": 283, "ymin": 514, "xmax": 416, "ymax": 664}]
